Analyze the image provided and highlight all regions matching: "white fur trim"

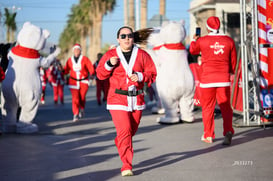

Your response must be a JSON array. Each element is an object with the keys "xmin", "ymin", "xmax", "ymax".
[
  {"xmin": 208, "ymin": 32, "xmax": 225, "ymax": 36},
  {"xmin": 200, "ymin": 82, "xmax": 230, "ymax": 88},
  {"xmin": 135, "ymin": 72, "xmax": 143, "ymax": 82},
  {"xmin": 104, "ymin": 61, "xmax": 114, "ymax": 71},
  {"xmin": 206, "ymin": 23, "xmax": 218, "ymax": 33},
  {"xmin": 106, "ymin": 104, "xmax": 145, "ymax": 111},
  {"xmin": 72, "ymin": 45, "xmax": 81, "ymax": 51},
  {"xmin": 116, "ymin": 46, "xmax": 138, "ymax": 78}
]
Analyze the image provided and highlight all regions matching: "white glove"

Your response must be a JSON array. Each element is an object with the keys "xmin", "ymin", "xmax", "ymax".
[{"xmin": 53, "ymin": 47, "xmax": 61, "ymax": 57}]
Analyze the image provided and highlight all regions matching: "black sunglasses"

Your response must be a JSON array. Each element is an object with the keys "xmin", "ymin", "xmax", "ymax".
[{"xmin": 120, "ymin": 33, "xmax": 133, "ymax": 39}]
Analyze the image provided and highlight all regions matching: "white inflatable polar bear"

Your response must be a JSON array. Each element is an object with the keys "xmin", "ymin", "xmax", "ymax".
[
  {"xmin": 1, "ymin": 22, "xmax": 60, "ymax": 133},
  {"xmin": 148, "ymin": 20, "xmax": 195, "ymax": 124}
]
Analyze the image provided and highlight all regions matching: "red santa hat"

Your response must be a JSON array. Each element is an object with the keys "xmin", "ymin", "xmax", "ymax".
[
  {"xmin": 72, "ymin": 43, "xmax": 81, "ymax": 51},
  {"xmin": 206, "ymin": 16, "xmax": 220, "ymax": 33}
]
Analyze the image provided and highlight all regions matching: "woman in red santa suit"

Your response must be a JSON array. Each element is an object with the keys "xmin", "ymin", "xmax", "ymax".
[
  {"xmin": 64, "ymin": 44, "xmax": 95, "ymax": 122},
  {"xmin": 190, "ymin": 16, "xmax": 237, "ymax": 145},
  {"xmin": 48, "ymin": 59, "xmax": 65, "ymax": 105},
  {"xmin": 96, "ymin": 26, "xmax": 157, "ymax": 176}
]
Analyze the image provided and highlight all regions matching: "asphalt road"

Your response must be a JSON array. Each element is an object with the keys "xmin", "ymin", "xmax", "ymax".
[{"xmin": 1, "ymin": 85, "xmax": 273, "ymax": 181}]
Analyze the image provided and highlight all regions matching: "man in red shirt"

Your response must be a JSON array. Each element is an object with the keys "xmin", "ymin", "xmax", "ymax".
[
  {"xmin": 64, "ymin": 44, "xmax": 95, "ymax": 122},
  {"xmin": 190, "ymin": 16, "xmax": 237, "ymax": 145},
  {"xmin": 96, "ymin": 26, "xmax": 157, "ymax": 176}
]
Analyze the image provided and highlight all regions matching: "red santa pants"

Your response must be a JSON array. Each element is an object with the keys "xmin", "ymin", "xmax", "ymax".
[
  {"xmin": 109, "ymin": 110, "xmax": 142, "ymax": 171},
  {"xmin": 53, "ymin": 85, "xmax": 64, "ymax": 104},
  {"xmin": 70, "ymin": 83, "xmax": 89, "ymax": 115},
  {"xmin": 41, "ymin": 84, "xmax": 46, "ymax": 102},
  {"xmin": 96, "ymin": 79, "xmax": 109, "ymax": 104},
  {"xmin": 200, "ymin": 86, "xmax": 234, "ymax": 139}
]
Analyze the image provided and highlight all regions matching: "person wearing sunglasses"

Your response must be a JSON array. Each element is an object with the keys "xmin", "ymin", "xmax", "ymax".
[{"xmin": 96, "ymin": 26, "xmax": 157, "ymax": 176}]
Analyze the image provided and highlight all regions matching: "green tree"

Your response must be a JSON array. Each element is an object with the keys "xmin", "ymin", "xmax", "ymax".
[
  {"xmin": 88, "ymin": 0, "xmax": 116, "ymax": 63},
  {"xmin": 59, "ymin": 2, "xmax": 92, "ymax": 61},
  {"xmin": 59, "ymin": 0, "xmax": 116, "ymax": 63},
  {"xmin": 4, "ymin": 8, "xmax": 17, "ymax": 42}
]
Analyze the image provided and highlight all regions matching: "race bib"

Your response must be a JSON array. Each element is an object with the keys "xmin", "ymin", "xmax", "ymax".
[{"xmin": 73, "ymin": 64, "xmax": 81, "ymax": 72}]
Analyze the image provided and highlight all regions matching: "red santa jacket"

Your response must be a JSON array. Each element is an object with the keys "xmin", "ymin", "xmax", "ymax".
[
  {"xmin": 189, "ymin": 33, "xmax": 237, "ymax": 88},
  {"xmin": 48, "ymin": 62, "xmax": 65, "ymax": 87},
  {"xmin": 64, "ymin": 55, "xmax": 94, "ymax": 89},
  {"xmin": 96, "ymin": 45, "xmax": 157, "ymax": 111}
]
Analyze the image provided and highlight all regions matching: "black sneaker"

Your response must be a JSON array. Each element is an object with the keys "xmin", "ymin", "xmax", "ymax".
[{"xmin": 222, "ymin": 131, "xmax": 233, "ymax": 145}]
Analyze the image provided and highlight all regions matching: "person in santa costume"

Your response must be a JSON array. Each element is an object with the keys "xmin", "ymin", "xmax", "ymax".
[
  {"xmin": 48, "ymin": 59, "xmax": 65, "ymax": 105},
  {"xmin": 190, "ymin": 16, "xmax": 237, "ymax": 145},
  {"xmin": 1, "ymin": 22, "xmax": 60, "ymax": 133},
  {"xmin": 39, "ymin": 67, "xmax": 48, "ymax": 104},
  {"xmin": 63, "ymin": 44, "xmax": 95, "ymax": 122},
  {"xmin": 96, "ymin": 26, "xmax": 157, "ymax": 176},
  {"xmin": 93, "ymin": 52, "xmax": 109, "ymax": 105}
]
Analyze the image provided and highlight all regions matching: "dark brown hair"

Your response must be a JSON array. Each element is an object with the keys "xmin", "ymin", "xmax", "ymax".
[
  {"xmin": 117, "ymin": 26, "xmax": 133, "ymax": 38},
  {"xmin": 116, "ymin": 26, "xmax": 155, "ymax": 45}
]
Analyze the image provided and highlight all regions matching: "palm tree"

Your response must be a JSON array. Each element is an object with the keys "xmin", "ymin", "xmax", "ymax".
[
  {"xmin": 128, "ymin": 0, "xmax": 135, "ymax": 30},
  {"xmin": 59, "ymin": 20, "xmax": 80, "ymax": 61},
  {"xmin": 140, "ymin": 0, "xmax": 147, "ymax": 29},
  {"xmin": 88, "ymin": 0, "xmax": 116, "ymax": 62},
  {"xmin": 59, "ymin": 0, "xmax": 116, "ymax": 62},
  {"xmin": 4, "ymin": 8, "xmax": 17, "ymax": 42},
  {"xmin": 59, "ymin": 2, "xmax": 92, "ymax": 60},
  {"xmin": 159, "ymin": 0, "xmax": 165, "ymax": 16},
  {"xmin": 124, "ymin": 0, "xmax": 128, "ymax": 25},
  {"xmin": 73, "ymin": 1, "xmax": 92, "ymax": 56}
]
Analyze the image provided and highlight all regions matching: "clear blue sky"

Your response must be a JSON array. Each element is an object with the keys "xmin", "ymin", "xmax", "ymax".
[{"xmin": 0, "ymin": 0, "xmax": 190, "ymax": 46}]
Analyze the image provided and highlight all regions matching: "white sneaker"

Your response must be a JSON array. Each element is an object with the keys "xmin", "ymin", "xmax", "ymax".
[
  {"xmin": 121, "ymin": 170, "xmax": 133, "ymax": 176},
  {"xmin": 79, "ymin": 109, "xmax": 84, "ymax": 118},
  {"xmin": 73, "ymin": 115, "xmax": 79, "ymax": 122},
  {"xmin": 157, "ymin": 116, "xmax": 180, "ymax": 124},
  {"xmin": 16, "ymin": 122, "xmax": 38, "ymax": 134},
  {"xmin": 201, "ymin": 135, "xmax": 213, "ymax": 143}
]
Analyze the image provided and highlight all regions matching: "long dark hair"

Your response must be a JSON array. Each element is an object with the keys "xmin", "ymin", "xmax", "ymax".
[
  {"xmin": 117, "ymin": 26, "xmax": 154, "ymax": 45},
  {"xmin": 133, "ymin": 28, "xmax": 154, "ymax": 45}
]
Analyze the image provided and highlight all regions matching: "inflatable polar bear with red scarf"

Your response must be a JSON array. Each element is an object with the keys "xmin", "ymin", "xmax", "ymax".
[
  {"xmin": 1, "ymin": 22, "xmax": 60, "ymax": 133},
  {"xmin": 148, "ymin": 20, "xmax": 195, "ymax": 124}
]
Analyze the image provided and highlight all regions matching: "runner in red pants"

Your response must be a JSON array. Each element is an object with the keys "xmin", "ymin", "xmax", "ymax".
[
  {"xmin": 190, "ymin": 16, "xmax": 237, "ymax": 145},
  {"xmin": 200, "ymin": 87, "xmax": 234, "ymax": 139},
  {"xmin": 48, "ymin": 59, "xmax": 65, "ymax": 105},
  {"xmin": 110, "ymin": 109, "xmax": 142, "ymax": 171},
  {"xmin": 69, "ymin": 83, "xmax": 88, "ymax": 115},
  {"xmin": 96, "ymin": 26, "xmax": 157, "ymax": 176},
  {"xmin": 63, "ymin": 44, "xmax": 95, "ymax": 122}
]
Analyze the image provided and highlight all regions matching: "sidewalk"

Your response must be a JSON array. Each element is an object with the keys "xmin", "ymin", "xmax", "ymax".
[{"xmin": 0, "ymin": 86, "xmax": 273, "ymax": 181}]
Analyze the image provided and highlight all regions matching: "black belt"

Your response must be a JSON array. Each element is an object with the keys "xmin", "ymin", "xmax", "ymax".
[
  {"xmin": 70, "ymin": 76, "xmax": 88, "ymax": 81},
  {"xmin": 115, "ymin": 89, "xmax": 143, "ymax": 96}
]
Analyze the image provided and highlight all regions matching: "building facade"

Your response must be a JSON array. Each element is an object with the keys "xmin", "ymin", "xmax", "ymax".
[{"xmin": 188, "ymin": 0, "xmax": 241, "ymax": 47}]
